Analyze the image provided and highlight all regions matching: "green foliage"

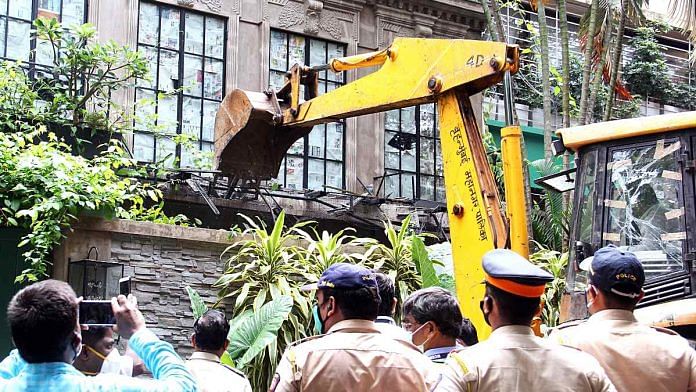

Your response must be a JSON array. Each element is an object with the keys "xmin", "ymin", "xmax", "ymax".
[
  {"xmin": 412, "ymin": 236, "xmax": 440, "ymax": 288},
  {"xmin": 0, "ymin": 130, "xmax": 193, "ymax": 282},
  {"xmin": 214, "ymin": 211, "xmax": 316, "ymax": 391},
  {"xmin": 185, "ymin": 286, "xmax": 292, "ymax": 371},
  {"xmin": 298, "ymin": 227, "xmax": 370, "ymax": 277},
  {"xmin": 227, "ymin": 295, "xmax": 293, "ymax": 367},
  {"xmin": 624, "ymin": 24, "xmax": 674, "ymax": 101},
  {"xmin": 529, "ymin": 245, "xmax": 569, "ymax": 330},
  {"xmin": 530, "ymin": 159, "xmax": 571, "ymax": 252}
]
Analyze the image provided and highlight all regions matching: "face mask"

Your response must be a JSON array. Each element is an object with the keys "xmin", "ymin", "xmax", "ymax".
[
  {"xmin": 312, "ymin": 303, "xmax": 325, "ymax": 335},
  {"xmin": 585, "ymin": 285, "xmax": 595, "ymax": 310},
  {"xmin": 410, "ymin": 322, "xmax": 433, "ymax": 352},
  {"xmin": 71, "ymin": 338, "xmax": 82, "ymax": 364},
  {"xmin": 83, "ymin": 345, "xmax": 133, "ymax": 376}
]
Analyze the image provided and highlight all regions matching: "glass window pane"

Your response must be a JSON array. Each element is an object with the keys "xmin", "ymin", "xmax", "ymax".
[
  {"xmin": 158, "ymin": 49, "xmax": 179, "ymax": 92},
  {"xmin": 435, "ymin": 139, "xmax": 443, "ymax": 176},
  {"xmin": 604, "ymin": 140, "xmax": 685, "ymax": 279},
  {"xmin": 181, "ymin": 143, "xmax": 198, "ymax": 168},
  {"xmin": 35, "ymin": 37, "xmax": 54, "ymax": 65},
  {"xmin": 202, "ymin": 100, "xmax": 217, "ymax": 142},
  {"xmin": 327, "ymin": 161, "xmax": 342, "ymax": 189},
  {"xmin": 309, "ymin": 39, "xmax": 326, "ymax": 67},
  {"xmin": 61, "ymin": 0, "xmax": 85, "ymax": 25},
  {"xmin": 401, "ymin": 173, "xmax": 415, "ymax": 199},
  {"xmin": 0, "ymin": 1, "xmax": 7, "ymax": 16},
  {"xmin": 285, "ymin": 156, "xmax": 304, "ymax": 190},
  {"xmin": 385, "ymin": 110, "xmax": 399, "ymax": 131},
  {"xmin": 327, "ymin": 43, "xmax": 344, "ymax": 82},
  {"xmin": 420, "ymin": 138, "xmax": 435, "ymax": 175},
  {"xmin": 401, "ymin": 145, "xmax": 416, "ymax": 171},
  {"xmin": 402, "ymin": 106, "xmax": 416, "ymax": 134},
  {"xmin": 385, "ymin": 131, "xmax": 400, "ymax": 170},
  {"xmin": 183, "ymin": 54, "xmax": 203, "ymax": 96},
  {"xmin": 9, "ymin": 1, "xmax": 31, "ymax": 19},
  {"xmin": 138, "ymin": 3, "xmax": 159, "ymax": 45},
  {"xmin": 270, "ymin": 30, "xmax": 287, "ymax": 70},
  {"xmin": 137, "ymin": 46, "xmax": 158, "ymax": 89},
  {"xmin": 288, "ymin": 138, "xmax": 304, "ymax": 155},
  {"xmin": 288, "ymin": 35, "xmax": 305, "ymax": 67},
  {"xmin": 326, "ymin": 123, "xmax": 342, "ymax": 161},
  {"xmin": 198, "ymin": 142, "xmax": 213, "ymax": 168},
  {"xmin": 160, "ymin": 7, "xmax": 180, "ymax": 50},
  {"xmin": 134, "ymin": 132, "xmax": 155, "ymax": 162},
  {"xmin": 204, "ymin": 58, "xmax": 223, "ymax": 100},
  {"xmin": 205, "ymin": 17, "xmax": 225, "ymax": 59},
  {"xmin": 134, "ymin": 89, "xmax": 156, "ymax": 130},
  {"xmin": 308, "ymin": 126, "xmax": 325, "ymax": 158},
  {"xmin": 0, "ymin": 18, "xmax": 6, "ymax": 57},
  {"xmin": 385, "ymin": 171, "xmax": 398, "ymax": 198},
  {"xmin": 273, "ymin": 158, "xmax": 286, "ymax": 186},
  {"xmin": 436, "ymin": 177, "xmax": 446, "ymax": 202},
  {"xmin": 6, "ymin": 20, "xmax": 30, "ymax": 61},
  {"xmin": 327, "ymin": 82, "xmax": 339, "ymax": 93},
  {"xmin": 157, "ymin": 93, "xmax": 178, "ymax": 134},
  {"xmin": 38, "ymin": 0, "xmax": 59, "ymax": 12},
  {"xmin": 156, "ymin": 136, "xmax": 177, "ymax": 168},
  {"xmin": 182, "ymin": 96, "xmax": 202, "ymax": 139},
  {"xmin": 420, "ymin": 175, "xmax": 435, "ymax": 201},
  {"xmin": 420, "ymin": 104, "xmax": 435, "ymax": 137},
  {"xmin": 308, "ymin": 158, "xmax": 324, "ymax": 190},
  {"xmin": 184, "ymin": 13, "xmax": 203, "ymax": 54},
  {"xmin": 270, "ymin": 70, "xmax": 286, "ymax": 91}
]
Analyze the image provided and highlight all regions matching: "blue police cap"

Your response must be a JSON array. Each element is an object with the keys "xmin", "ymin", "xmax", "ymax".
[
  {"xmin": 301, "ymin": 263, "xmax": 378, "ymax": 291},
  {"xmin": 579, "ymin": 245, "xmax": 644, "ymax": 298},
  {"xmin": 482, "ymin": 249, "xmax": 553, "ymax": 298}
]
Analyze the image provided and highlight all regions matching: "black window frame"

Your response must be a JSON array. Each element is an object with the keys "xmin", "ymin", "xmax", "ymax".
[
  {"xmin": 134, "ymin": 0, "xmax": 227, "ymax": 169},
  {"xmin": 384, "ymin": 104, "xmax": 445, "ymax": 201},
  {"xmin": 268, "ymin": 28, "xmax": 346, "ymax": 191}
]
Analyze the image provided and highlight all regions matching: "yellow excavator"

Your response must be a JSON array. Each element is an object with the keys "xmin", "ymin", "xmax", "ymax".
[{"xmin": 213, "ymin": 37, "xmax": 696, "ymax": 342}]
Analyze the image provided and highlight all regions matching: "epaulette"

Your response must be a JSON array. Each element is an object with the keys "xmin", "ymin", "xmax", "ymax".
[
  {"xmin": 553, "ymin": 318, "xmax": 587, "ymax": 331},
  {"xmin": 222, "ymin": 363, "xmax": 248, "ymax": 378},
  {"xmin": 650, "ymin": 326, "xmax": 679, "ymax": 336},
  {"xmin": 288, "ymin": 334, "xmax": 324, "ymax": 348}
]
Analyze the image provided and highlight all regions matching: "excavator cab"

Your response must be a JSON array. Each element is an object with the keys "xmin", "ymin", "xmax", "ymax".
[{"xmin": 554, "ymin": 112, "xmax": 696, "ymax": 342}]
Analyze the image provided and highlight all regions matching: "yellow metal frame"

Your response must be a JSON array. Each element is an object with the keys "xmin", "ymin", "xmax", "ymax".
[
  {"xmin": 558, "ymin": 110, "xmax": 696, "ymax": 151},
  {"xmin": 500, "ymin": 125, "xmax": 529, "ymax": 258}
]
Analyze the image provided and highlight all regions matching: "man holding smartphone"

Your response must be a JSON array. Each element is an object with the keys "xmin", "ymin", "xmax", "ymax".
[{"xmin": 0, "ymin": 279, "xmax": 196, "ymax": 391}]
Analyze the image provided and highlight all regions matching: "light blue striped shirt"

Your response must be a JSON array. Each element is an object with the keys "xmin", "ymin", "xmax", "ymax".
[{"xmin": 0, "ymin": 329, "xmax": 196, "ymax": 392}]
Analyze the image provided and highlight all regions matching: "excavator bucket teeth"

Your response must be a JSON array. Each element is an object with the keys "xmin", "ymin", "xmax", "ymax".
[{"xmin": 214, "ymin": 89, "xmax": 311, "ymax": 180}]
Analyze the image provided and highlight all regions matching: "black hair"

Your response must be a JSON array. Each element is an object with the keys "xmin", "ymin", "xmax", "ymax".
[
  {"xmin": 7, "ymin": 280, "xmax": 78, "ymax": 363},
  {"xmin": 459, "ymin": 318, "xmax": 478, "ymax": 346},
  {"xmin": 402, "ymin": 287, "xmax": 463, "ymax": 339},
  {"xmin": 81, "ymin": 326, "xmax": 110, "ymax": 347},
  {"xmin": 597, "ymin": 287, "xmax": 641, "ymax": 310},
  {"xmin": 485, "ymin": 284, "xmax": 540, "ymax": 326},
  {"xmin": 320, "ymin": 286, "xmax": 380, "ymax": 321},
  {"xmin": 374, "ymin": 272, "xmax": 395, "ymax": 317},
  {"xmin": 193, "ymin": 309, "xmax": 230, "ymax": 352}
]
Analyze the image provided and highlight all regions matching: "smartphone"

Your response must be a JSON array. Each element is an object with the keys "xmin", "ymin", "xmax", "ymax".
[
  {"xmin": 119, "ymin": 276, "xmax": 132, "ymax": 296},
  {"xmin": 79, "ymin": 300, "xmax": 115, "ymax": 326}
]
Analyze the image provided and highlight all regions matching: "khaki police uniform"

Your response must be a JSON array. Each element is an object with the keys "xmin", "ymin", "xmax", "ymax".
[
  {"xmin": 437, "ymin": 325, "xmax": 615, "ymax": 392},
  {"xmin": 551, "ymin": 309, "xmax": 696, "ymax": 392},
  {"xmin": 271, "ymin": 319, "xmax": 440, "ymax": 392},
  {"xmin": 186, "ymin": 351, "xmax": 252, "ymax": 392}
]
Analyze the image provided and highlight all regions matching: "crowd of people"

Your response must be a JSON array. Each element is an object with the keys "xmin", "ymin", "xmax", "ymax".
[{"xmin": 0, "ymin": 245, "xmax": 694, "ymax": 391}]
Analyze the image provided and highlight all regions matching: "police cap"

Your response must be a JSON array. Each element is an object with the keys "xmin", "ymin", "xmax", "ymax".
[
  {"xmin": 482, "ymin": 249, "xmax": 553, "ymax": 298},
  {"xmin": 301, "ymin": 263, "xmax": 378, "ymax": 291}
]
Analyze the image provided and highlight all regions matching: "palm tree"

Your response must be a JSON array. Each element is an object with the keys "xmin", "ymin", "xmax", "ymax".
[
  {"xmin": 536, "ymin": 0, "xmax": 553, "ymax": 159},
  {"xmin": 586, "ymin": 8, "xmax": 614, "ymax": 124},
  {"xmin": 669, "ymin": 1, "xmax": 696, "ymax": 59},
  {"xmin": 559, "ymin": 0, "xmax": 571, "ymax": 129},
  {"xmin": 578, "ymin": 0, "xmax": 599, "ymax": 125}
]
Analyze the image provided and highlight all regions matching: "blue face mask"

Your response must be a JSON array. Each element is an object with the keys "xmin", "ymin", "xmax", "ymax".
[{"xmin": 312, "ymin": 303, "xmax": 325, "ymax": 335}]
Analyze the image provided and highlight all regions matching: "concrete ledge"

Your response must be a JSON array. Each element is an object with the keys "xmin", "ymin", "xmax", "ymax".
[{"xmin": 74, "ymin": 217, "xmax": 237, "ymax": 245}]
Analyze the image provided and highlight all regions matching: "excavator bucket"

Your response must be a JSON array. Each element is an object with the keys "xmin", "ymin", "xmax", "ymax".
[{"xmin": 214, "ymin": 89, "xmax": 311, "ymax": 180}]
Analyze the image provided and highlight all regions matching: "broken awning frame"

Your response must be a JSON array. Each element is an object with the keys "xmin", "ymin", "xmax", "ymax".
[{"xmin": 534, "ymin": 167, "xmax": 576, "ymax": 193}]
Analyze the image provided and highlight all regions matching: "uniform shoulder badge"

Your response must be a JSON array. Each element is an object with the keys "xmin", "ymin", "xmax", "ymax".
[
  {"xmin": 222, "ymin": 363, "xmax": 248, "ymax": 378},
  {"xmin": 554, "ymin": 318, "xmax": 587, "ymax": 330},
  {"xmin": 650, "ymin": 326, "xmax": 679, "ymax": 336}
]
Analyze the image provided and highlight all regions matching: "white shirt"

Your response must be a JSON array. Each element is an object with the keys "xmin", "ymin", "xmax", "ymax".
[{"xmin": 186, "ymin": 351, "xmax": 252, "ymax": 392}]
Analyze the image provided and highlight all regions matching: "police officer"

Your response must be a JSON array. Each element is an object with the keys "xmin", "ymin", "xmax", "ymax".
[
  {"xmin": 269, "ymin": 263, "xmax": 439, "ymax": 392},
  {"xmin": 551, "ymin": 245, "xmax": 696, "ymax": 392},
  {"xmin": 186, "ymin": 309, "xmax": 252, "ymax": 392},
  {"xmin": 437, "ymin": 249, "xmax": 615, "ymax": 392}
]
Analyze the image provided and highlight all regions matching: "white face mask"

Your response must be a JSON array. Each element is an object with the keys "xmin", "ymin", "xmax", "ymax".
[
  {"xmin": 585, "ymin": 285, "xmax": 595, "ymax": 310},
  {"xmin": 85, "ymin": 345, "xmax": 134, "ymax": 377},
  {"xmin": 410, "ymin": 323, "xmax": 433, "ymax": 352}
]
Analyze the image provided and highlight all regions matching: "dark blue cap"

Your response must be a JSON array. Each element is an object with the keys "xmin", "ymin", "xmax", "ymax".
[
  {"xmin": 580, "ymin": 245, "xmax": 644, "ymax": 298},
  {"xmin": 482, "ymin": 249, "xmax": 553, "ymax": 298},
  {"xmin": 301, "ymin": 263, "xmax": 377, "ymax": 291}
]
